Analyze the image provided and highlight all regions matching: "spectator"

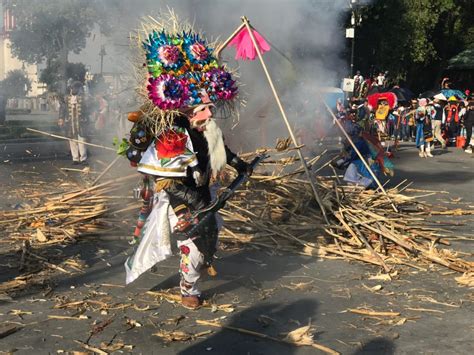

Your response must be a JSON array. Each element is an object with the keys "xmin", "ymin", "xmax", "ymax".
[
  {"xmin": 462, "ymin": 100, "xmax": 474, "ymax": 154},
  {"xmin": 94, "ymin": 94, "xmax": 109, "ymax": 130},
  {"xmin": 58, "ymin": 82, "xmax": 89, "ymax": 165},
  {"xmin": 415, "ymin": 98, "xmax": 433, "ymax": 158},
  {"xmin": 445, "ymin": 97, "xmax": 460, "ymax": 146},
  {"xmin": 399, "ymin": 104, "xmax": 410, "ymax": 141},
  {"xmin": 376, "ymin": 72, "xmax": 385, "ymax": 87},
  {"xmin": 441, "ymin": 77, "xmax": 451, "ymax": 89},
  {"xmin": 353, "ymin": 70, "xmax": 364, "ymax": 98},
  {"xmin": 430, "ymin": 98, "xmax": 446, "ymax": 149}
]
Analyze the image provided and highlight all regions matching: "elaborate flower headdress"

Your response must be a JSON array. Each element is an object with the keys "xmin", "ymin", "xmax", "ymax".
[{"xmin": 132, "ymin": 10, "xmax": 238, "ymax": 135}]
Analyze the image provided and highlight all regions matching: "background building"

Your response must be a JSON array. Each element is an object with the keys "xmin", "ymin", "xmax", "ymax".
[{"xmin": 0, "ymin": 1, "xmax": 44, "ymax": 97}]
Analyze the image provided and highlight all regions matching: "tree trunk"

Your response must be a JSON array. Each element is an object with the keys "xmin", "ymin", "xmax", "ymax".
[{"xmin": 59, "ymin": 35, "xmax": 69, "ymax": 95}]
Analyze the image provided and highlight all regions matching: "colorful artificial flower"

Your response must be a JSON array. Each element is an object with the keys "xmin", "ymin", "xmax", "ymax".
[
  {"xmin": 182, "ymin": 32, "xmax": 212, "ymax": 65},
  {"xmin": 204, "ymin": 67, "xmax": 238, "ymax": 101},
  {"xmin": 155, "ymin": 129, "xmax": 188, "ymax": 159},
  {"xmin": 147, "ymin": 74, "xmax": 189, "ymax": 110},
  {"xmin": 179, "ymin": 245, "xmax": 190, "ymax": 255},
  {"xmin": 158, "ymin": 45, "xmax": 181, "ymax": 66},
  {"xmin": 144, "ymin": 31, "xmax": 184, "ymax": 72},
  {"xmin": 180, "ymin": 263, "xmax": 189, "ymax": 273},
  {"xmin": 142, "ymin": 27, "xmax": 238, "ymax": 112}
]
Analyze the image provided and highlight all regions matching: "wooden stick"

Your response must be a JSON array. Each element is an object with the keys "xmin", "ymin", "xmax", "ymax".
[
  {"xmin": 26, "ymin": 128, "xmax": 116, "ymax": 151},
  {"xmin": 347, "ymin": 308, "xmax": 400, "ymax": 317},
  {"xmin": 60, "ymin": 174, "xmax": 137, "ymax": 202},
  {"xmin": 196, "ymin": 320, "xmax": 339, "ymax": 355},
  {"xmin": 215, "ymin": 22, "xmax": 246, "ymax": 58},
  {"xmin": 335, "ymin": 212, "xmax": 391, "ymax": 273},
  {"xmin": 240, "ymin": 16, "xmax": 329, "ymax": 224},
  {"xmin": 92, "ymin": 155, "xmax": 121, "ymax": 186},
  {"xmin": 74, "ymin": 340, "xmax": 108, "ymax": 355},
  {"xmin": 321, "ymin": 102, "xmax": 398, "ymax": 213}
]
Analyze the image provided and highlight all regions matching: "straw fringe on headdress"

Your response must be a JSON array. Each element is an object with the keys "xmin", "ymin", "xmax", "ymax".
[{"xmin": 130, "ymin": 9, "xmax": 240, "ymax": 137}]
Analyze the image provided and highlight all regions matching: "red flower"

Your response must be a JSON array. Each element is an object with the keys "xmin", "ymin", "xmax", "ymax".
[
  {"xmin": 179, "ymin": 245, "xmax": 190, "ymax": 255},
  {"xmin": 156, "ymin": 130, "xmax": 187, "ymax": 158},
  {"xmin": 180, "ymin": 263, "xmax": 189, "ymax": 273}
]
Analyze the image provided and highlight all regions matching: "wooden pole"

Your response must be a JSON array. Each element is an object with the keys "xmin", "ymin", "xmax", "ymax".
[
  {"xmin": 322, "ymin": 102, "xmax": 399, "ymax": 213},
  {"xmin": 196, "ymin": 320, "xmax": 339, "ymax": 355},
  {"xmin": 92, "ymin": 155, "xmax": 121, "ymax": 186},
  {"xmin": 241, "ymin": 16, "xmax": 329, "ymax": 224},
  {"xmin": 26, "ymin": 128, "xmax": 116, "ymax": 152},
  {"xmin": 215, "ymin": 22, "xmax": 246, "ymax": 59}
]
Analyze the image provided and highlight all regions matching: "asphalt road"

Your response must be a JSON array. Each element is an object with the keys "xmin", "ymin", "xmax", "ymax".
[{"xmin": 0, "ymin": 139, "xmax": 473, "ymax": 355}]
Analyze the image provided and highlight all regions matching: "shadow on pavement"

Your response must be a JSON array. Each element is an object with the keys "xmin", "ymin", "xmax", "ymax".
[
  {"xmin": 150, "ymin": 248, "xmax": 315, "ymax": 298},
  {"xmin": 351, "ymin": 337, "xmax": 395, "ymax": 354},
  {"xmin": 179, "ymin": 298, "xmax": 320, "ymax": 355}
]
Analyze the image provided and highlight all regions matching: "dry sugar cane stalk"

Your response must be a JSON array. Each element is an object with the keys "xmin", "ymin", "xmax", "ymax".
[
  {"xmin": 61, "ymin": 174, "xmax": 137, "ymax": 202},
  {"xmin": 196, "ymin": 319, "xmax": 339, "ymax": 355},
  {"xmin": 26, "ymin": 128, "xmax": 116, "ymax": 151},
  {"xmin": 92, "ymin": 155, "xmax": 121, "ymax": 186}
]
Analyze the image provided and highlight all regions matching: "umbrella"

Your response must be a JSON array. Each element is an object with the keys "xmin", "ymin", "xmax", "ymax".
[
  {"xmin": 441, "ymin": 89, "xmax": 466, "ymax": 100},
  {"xmin": 390, "ymin": 87, "xmax": 414, "ymax": 102},
  {"xmin": 367, "ymin": 86, "xmax": 386, "ymax": 96},
  {"xmin": 399, "ymin": 87, "xmax": 414, "ymax": 100},
  {"xmin": 434, "ymin": 93, "xmax": 447, "ymax": 101},
  {"xmin": 420, "ymin": 89, "xmax": 466, "ymax": 100},
  {"xmin": 419, "ymin": 90, "xmax": 438, "ymax": 99}
]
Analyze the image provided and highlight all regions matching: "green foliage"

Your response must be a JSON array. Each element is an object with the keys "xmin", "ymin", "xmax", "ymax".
[
  {"xmin": 8, "ymin": 0, "xmax": 108, "ymax": 63},
  {"xmin": 0, "ymin": 70, "xmax": 31, "ymax": 98},
  {"xmin": 40, "ymin": 61, "xmax": 87, "ymax": 92},
  {"xmin": 354, "ymin": 0, "xmax": 474, "ymax": 91},
  {"xmin": 113, "ymin": 137, "xmax": 129, "ymax": 156},
  {"xmin": 7, "ymin": 0, "xmax": 110, "ymax": 93}
]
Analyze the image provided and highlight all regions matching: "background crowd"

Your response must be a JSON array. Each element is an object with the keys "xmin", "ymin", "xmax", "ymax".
[{"xmin": 338, "ymin": 72, "xmax": 474, "ymax": 157}]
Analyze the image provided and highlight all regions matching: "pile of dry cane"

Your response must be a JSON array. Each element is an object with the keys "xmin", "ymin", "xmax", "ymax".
[
  {"xmin": 0, "ymin": 174, "xmax": 139, "ymax": 246},
  {"xmin": 219, "ymin": 147, "xmax": 474, "ymax": 287},
  {"xmin": 0, "ymin": 173, "xmax": 140, "ymax": 294},
  {"xmin": 1, "ymin": 146, "xmax": 473, "ymax": 291}
]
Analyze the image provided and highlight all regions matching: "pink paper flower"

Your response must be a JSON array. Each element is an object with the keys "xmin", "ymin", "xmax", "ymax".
[{"xmin": 147, "ymin": 74, "xmax": 189, "ymax": 110}]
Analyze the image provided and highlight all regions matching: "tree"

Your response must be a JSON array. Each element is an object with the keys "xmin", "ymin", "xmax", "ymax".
[
  {"xmin": 6, "ymin": 0, "xmax": 110, "ymax": 94},
  {"xmin": 40, "ymin": 61, "xmax": 87, "ymax": 93},
  {"xmin": 0, "ymin": 69, "xmax": 31, "ymax": 98},
  {"xmin": 352, "ymin": 0, "xmax": 474, "ymax": 92}
]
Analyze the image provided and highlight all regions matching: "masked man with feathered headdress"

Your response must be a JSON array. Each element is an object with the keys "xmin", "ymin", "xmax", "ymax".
[{"xmin": 122, "ymin": 12, "xmax": 250, "ymax": 309}]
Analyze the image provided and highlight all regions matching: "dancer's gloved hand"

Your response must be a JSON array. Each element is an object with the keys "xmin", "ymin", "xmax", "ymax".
[
  {"xmin": 174, "ymin": 209, "xmax": 196, "ymax": 232},
  {"xmin": 231, "ymin": 156, "xmax": 253, "ymax": 176},
  {"xmin": 190, "ymin": 166, "xmax": 206, "ymax": 187}
]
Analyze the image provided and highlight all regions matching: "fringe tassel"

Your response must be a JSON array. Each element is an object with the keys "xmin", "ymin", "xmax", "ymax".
[{"xmin": 155, "ymin": 178, "xmax": 175, "ymax": 192}]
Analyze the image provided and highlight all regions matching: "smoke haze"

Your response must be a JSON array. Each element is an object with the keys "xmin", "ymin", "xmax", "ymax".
[{"xmin": 72, "ymin": 0, "xmax": 352, "ymax": 150}]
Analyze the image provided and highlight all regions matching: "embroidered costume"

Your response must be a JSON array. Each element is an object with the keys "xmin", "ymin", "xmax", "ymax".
[
  {"xmin": 60, "ymin": 81, "xmax": 89, "ymax": 164},
  {"xmin": 122, "ymin": 12, "xmax": 248, "ymax": 309},
  {"xmin": 415, "ymin": 98, "xmax": 434, "ymax": 158}
]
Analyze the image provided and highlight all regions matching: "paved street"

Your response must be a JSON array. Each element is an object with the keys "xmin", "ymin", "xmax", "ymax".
[{"xmin": 0, "ymin": 138, "xmax": 473, "ymax": 355}]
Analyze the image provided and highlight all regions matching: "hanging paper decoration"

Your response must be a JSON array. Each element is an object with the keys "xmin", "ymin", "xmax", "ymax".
[{"xmin": 228, "ymin": 27, "xmax": 271, "ymax": 61}]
